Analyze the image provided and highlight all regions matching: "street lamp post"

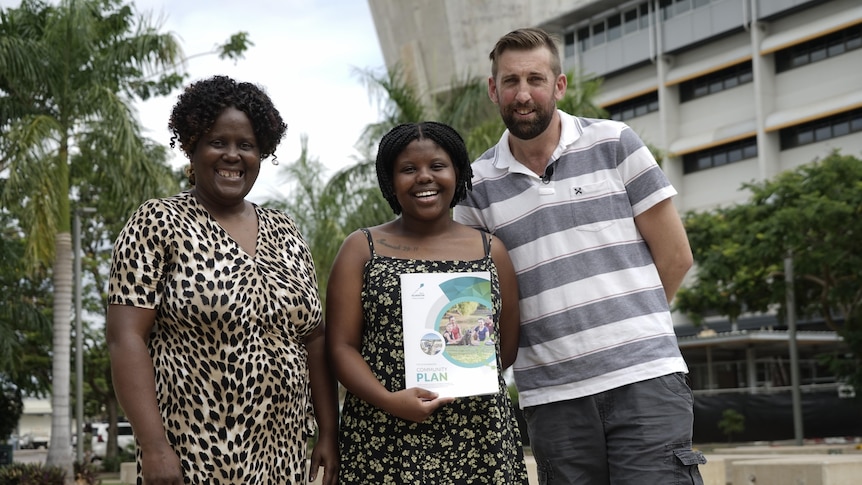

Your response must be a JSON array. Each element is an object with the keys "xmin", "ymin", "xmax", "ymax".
[
  {"xmin": 785, "ymin": 251, "xmax": 804, "ymax": 446},
  {"xmin": 74, "ymin": 207, "xmax": 96, "ymax": 463}
]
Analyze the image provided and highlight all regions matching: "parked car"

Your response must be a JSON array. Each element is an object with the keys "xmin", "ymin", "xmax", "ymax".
[
  {"xmin": 13, "ymin": 433, "xmax": 32, "ymax": 449},
  {"xmin": 17, "ymin": 432, "xmax": 49, "ymax": 449},
  {"xmin": 6, "ymin": 434, "xmax": 26, "ymax": 450},
  {"xmin": 90, "ymin": 422, "xmax": 135, "ymax": 459},
  {"xmin": 30, "ymin": 434, "xmax": 49, "ymax": 449}
]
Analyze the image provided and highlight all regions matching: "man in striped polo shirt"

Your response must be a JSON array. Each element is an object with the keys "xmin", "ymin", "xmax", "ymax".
[{"xmin": 454, "ymin": 27, "xmax": 706, "ymax": 484}]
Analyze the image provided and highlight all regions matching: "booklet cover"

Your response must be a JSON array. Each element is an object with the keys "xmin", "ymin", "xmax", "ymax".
[{"xmin": 400, "ymin": 271, "xmax": 499, "ymax": 398}]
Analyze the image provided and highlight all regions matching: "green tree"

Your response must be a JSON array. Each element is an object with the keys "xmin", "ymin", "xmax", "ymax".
[
  {"xmin": 0, "ymin": 379, "xmax": 24, "ymax": 442},
  {"xmin": 0, "ymin": 0, "xmax": 188, "ymax": 475},
  {"xmin": 269, "ymin": 136, "xmax": 389, "ymax": 306},
  {"xmin": 72, "ymin": 140, "xmax": 180, "ymax": 462},
  {"xmin": 354, "ymin": 64, "xmax": 429, "ymax": 158},
  {"xmin": 676, "ymin": 150, "xmax": 862, "ymax": 388},
  {"xmin": 0, "ymin": 212, "xmax": 53, "ymax": 396}
]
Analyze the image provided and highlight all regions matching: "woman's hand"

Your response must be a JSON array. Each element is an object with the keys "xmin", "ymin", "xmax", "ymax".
[
  {"xmin": 384, "ymin": 388, "xmax": 455, "ymax": 423},
  {"xmin": 140, "ymin": 442, "xmax": 183, "ymax": 485},
  {"xmin": 308, "ymin": 431, "xmax": 339, "ymax": 485}
]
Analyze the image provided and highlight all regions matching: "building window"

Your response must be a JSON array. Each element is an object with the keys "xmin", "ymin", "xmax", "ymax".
[
  {"xmin": 564, "ymin": 31, "xmax": 576, "ymax": 58},
  {"xmin": 679, "ymin": 62, "xmax": 753, "ymax": 102},
  {"xmin": 623, "ymin": 7, "xmax": 639, "ymax": 35},
  {"xmin": 607, "ymin": 15, "xmax": 622, "ymax": 42},
  {"xmin": 683, "ymin": 137, "xmax": 757, "ymax": 174},
  {"xmin": 779, "ymin": 108, "xmax": 862, "ymax": 149},
  {"xmin": 775, "ymin": 25, "xmax": 862, "ymax": 73},
  {"xmin": 638, "ymin": 3, "xmax": 651, "ymax": 29},
  {"xmin": 606, "ymin": 91, "xmax": 659, "ymax": 121},
  {"xmin": 592, "ymin": 21, "xmax": 606, "ymax": 47},
  {"xmin": 660, "ymin": 0, "xmax": 696, "ymax": 20},
  {"xmin": 567, "ymin": 0, "xmax": 714, "ymax": 55},
  {"xmin": 659, "ymin": 0, "xmax": 674, "ymax": 21},
  {"xmin": 673, "ymin": 0, "xmax": 692, "ymax": 17},
  {"xmin": 577, "ymin": 26, "xmax": 590, "ymax": 53}
]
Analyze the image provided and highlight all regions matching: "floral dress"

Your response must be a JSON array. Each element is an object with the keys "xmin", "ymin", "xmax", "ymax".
[{"xmin": 337, "ymin": 229, "xmax": 528, "ymax": 484}]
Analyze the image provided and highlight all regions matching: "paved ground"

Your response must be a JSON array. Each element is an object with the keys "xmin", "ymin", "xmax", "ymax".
[
  {"xmin": 13, "ymin": 448, "xmax": 541, "ymax": 484},
  {"xmin": 9, "ymin": 448, "xmax": 47, "ymax": 464},
  {"xmin": 308, "ymin": 455, "xmax": 539, "ymax": 484}
]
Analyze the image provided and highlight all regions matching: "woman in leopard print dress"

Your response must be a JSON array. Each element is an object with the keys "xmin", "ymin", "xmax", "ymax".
[{"xmin": 106, "ymin": 76, "xmax": 339, "ymax": 484}]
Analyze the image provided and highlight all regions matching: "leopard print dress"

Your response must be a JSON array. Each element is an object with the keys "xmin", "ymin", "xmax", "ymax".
[
  {"xmin": 108, "ymin": 192, "xmax": 320, "ymax": 484},
  {"xmin": 337, "ymin": 229, "xmax": 529, "ymax": 484}
]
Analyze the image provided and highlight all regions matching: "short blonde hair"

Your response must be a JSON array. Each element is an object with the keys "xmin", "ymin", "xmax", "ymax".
[{"xmin": 489, "ymin": 27, "xmax": 562, "ymax": 79}]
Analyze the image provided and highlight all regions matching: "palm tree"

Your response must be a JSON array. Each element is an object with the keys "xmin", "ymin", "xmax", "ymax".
[
  {"xmin": 0, "ymin": 212, "xmax": 52, "ymax": 395},
  {"xmin": 354, "ymin": 64, "xmax": 429, "ymax": 157},
  {"xmin": 0, "ymin": 0, "xmax": 184, "ymax": 475},
  {"xmin": 269, "ymin": 136, "xmax": 390, "ymax": 307}
]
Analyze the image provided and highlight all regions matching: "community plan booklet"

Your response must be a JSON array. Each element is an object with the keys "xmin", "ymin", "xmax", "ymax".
[{"xmin": 400, "ymin": 271, "xmax": 499, "ymax": 398}]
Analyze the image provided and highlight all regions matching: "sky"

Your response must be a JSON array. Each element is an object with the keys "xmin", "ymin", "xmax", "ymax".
[{"xmin": 1, "ymin": 0, "xmax": 387, "ymax": 203}]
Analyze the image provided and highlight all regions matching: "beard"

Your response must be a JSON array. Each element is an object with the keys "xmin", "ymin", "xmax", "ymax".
[{"xmin": 499, "ymin": 100, "xmax": 555, "ymax": 141}]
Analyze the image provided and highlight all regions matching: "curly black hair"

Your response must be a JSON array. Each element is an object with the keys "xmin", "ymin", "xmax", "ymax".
[
  {"xmin": 376, "ymin": 121, "xmax": 473, "ymax": 215},
  {"xmin": 168, "ymin": 75, "xmax": 287, "ymax": 161}
]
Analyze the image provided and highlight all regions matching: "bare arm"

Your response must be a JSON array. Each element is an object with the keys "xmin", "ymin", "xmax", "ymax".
[
  {"xmin": 489, "ymin": 235, "xmax": 521, "ymax": 369},
  {"xmin": 305, "ymin": 323, "xmax": 340, "ymax": 485},
  {"xmin": 106, "ymin": 304, "xmax": 182, "ymax": 485},
  {"xmin": 325, "ymin": 231, "xmax": 453, "ymax": 423},
  {"xmin": 635, "ymin": 198, "xmax": 693, "ymax": 302}
]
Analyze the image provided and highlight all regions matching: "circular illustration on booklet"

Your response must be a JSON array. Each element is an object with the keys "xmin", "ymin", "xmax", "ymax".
[
  {"xmin": 420, "ymin": 332, "xmax": 445, "ymax": 356},
  {"xmin": 438, "ymin": 303, "xmax": 496, "ymax": 367}
]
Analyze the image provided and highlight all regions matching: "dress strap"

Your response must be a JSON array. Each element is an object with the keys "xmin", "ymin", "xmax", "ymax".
[
  {"xmin": 360, "ymin": 228, "xmax": 375, "ymax": 257},
  {"xmin": 480, "ymin": 230, "xmax": 492, "ymax": 258}
]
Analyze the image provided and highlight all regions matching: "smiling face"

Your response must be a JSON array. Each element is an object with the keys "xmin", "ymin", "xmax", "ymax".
[
  {"xmin": 489, "ymin": 46, "xmax": 566, "ymax": 141},
  {"xmin": 392, "ymin": 138, "xmax": 458, "ymax": 221},
  {"xmin": 190, "ymin": 106, "xmax": 261, "ymax": 208}
]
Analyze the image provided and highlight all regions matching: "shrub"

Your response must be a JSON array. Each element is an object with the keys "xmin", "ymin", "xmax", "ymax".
[
  {"xmin": 73, "ymin": 461, "xmax": 100, "ymax": 485},
  {"xmin": 98, "ymin": 443, "xmax": 135, "ymax": 473},
  {"xmin": 718, "ymin": 408, "xmax": 745, "ymax": 442},
  {"xmin": 0, "ymin": 462, "xmax": 65, "ymax": 485}
]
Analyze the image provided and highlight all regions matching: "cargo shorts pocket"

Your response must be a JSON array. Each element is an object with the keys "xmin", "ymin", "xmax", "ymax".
[{"xmin": 672, "ymin": 447, "xmax": 707, "ymax": 485}]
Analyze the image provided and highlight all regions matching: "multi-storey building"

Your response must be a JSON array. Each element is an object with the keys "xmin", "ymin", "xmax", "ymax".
[{"xmin": 369, "ymin": 0, "xmax": 861, "ymax": 442}]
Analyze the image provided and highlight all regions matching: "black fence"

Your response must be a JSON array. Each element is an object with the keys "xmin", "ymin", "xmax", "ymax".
[{"xmin": 693, "ymin": 388, "xmax": 862, "ymax": 443}]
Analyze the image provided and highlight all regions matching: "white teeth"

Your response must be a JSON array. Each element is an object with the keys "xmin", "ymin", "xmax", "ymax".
[
  {"xmin": 415, "ymin": 191, "xmax": 437, "ymax": 197},
  {"xmin": 217, "ymin": 169, "xmax": 242, "ymax": 178}
]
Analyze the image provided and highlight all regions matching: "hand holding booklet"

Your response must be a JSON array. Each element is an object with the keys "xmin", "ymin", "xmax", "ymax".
[{"xmin": 400, "ymin": 271, "xmax": 499, "ymax": 398}]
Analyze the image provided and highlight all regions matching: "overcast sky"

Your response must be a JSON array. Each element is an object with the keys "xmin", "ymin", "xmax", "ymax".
[{"xmin": 1, "ymin": 0, "xmax": 386, "ymax": 203}]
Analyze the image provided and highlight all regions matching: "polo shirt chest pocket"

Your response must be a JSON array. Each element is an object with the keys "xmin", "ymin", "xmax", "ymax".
[{"xmin": 570, "ymin": 178, "xmax": 619, "ymax": 232}]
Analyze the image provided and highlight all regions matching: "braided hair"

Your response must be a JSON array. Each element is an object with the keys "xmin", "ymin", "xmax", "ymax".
[
  {"xmin": 168, "ymin": 75, "xmax": 287, "ymax": 162},
  {"xmin": 376, "ymin": 121, "xmax": 473, "ymax": 215}
]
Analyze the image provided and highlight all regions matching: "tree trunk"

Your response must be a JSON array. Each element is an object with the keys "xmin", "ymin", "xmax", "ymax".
[
  {"xmin": 107, "ymin": 399, "xmax": 119, "ymax": 460},
  {"xmin": 46, "ymin": 232, "xmax": 74, "ymax": 482}
]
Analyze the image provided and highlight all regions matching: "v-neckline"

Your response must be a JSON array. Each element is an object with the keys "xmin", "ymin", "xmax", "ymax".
[{"xmin": 188, "ymin": 192, "xmax": 260, "ymax": 259}]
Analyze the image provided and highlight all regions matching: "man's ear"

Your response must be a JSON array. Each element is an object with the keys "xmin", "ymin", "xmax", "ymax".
[
  {"xmin": 488, "ymin": 76, "xmax": 499, "ymax": 104},
  {"xmin": 554, "ymin": 73, "xmax": 568, "ymax": 101}
]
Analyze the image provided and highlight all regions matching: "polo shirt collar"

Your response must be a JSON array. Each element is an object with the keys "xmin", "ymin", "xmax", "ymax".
[{"xmin": 492, "ymin": 110, "xmax": 580, "ymax": 174}]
